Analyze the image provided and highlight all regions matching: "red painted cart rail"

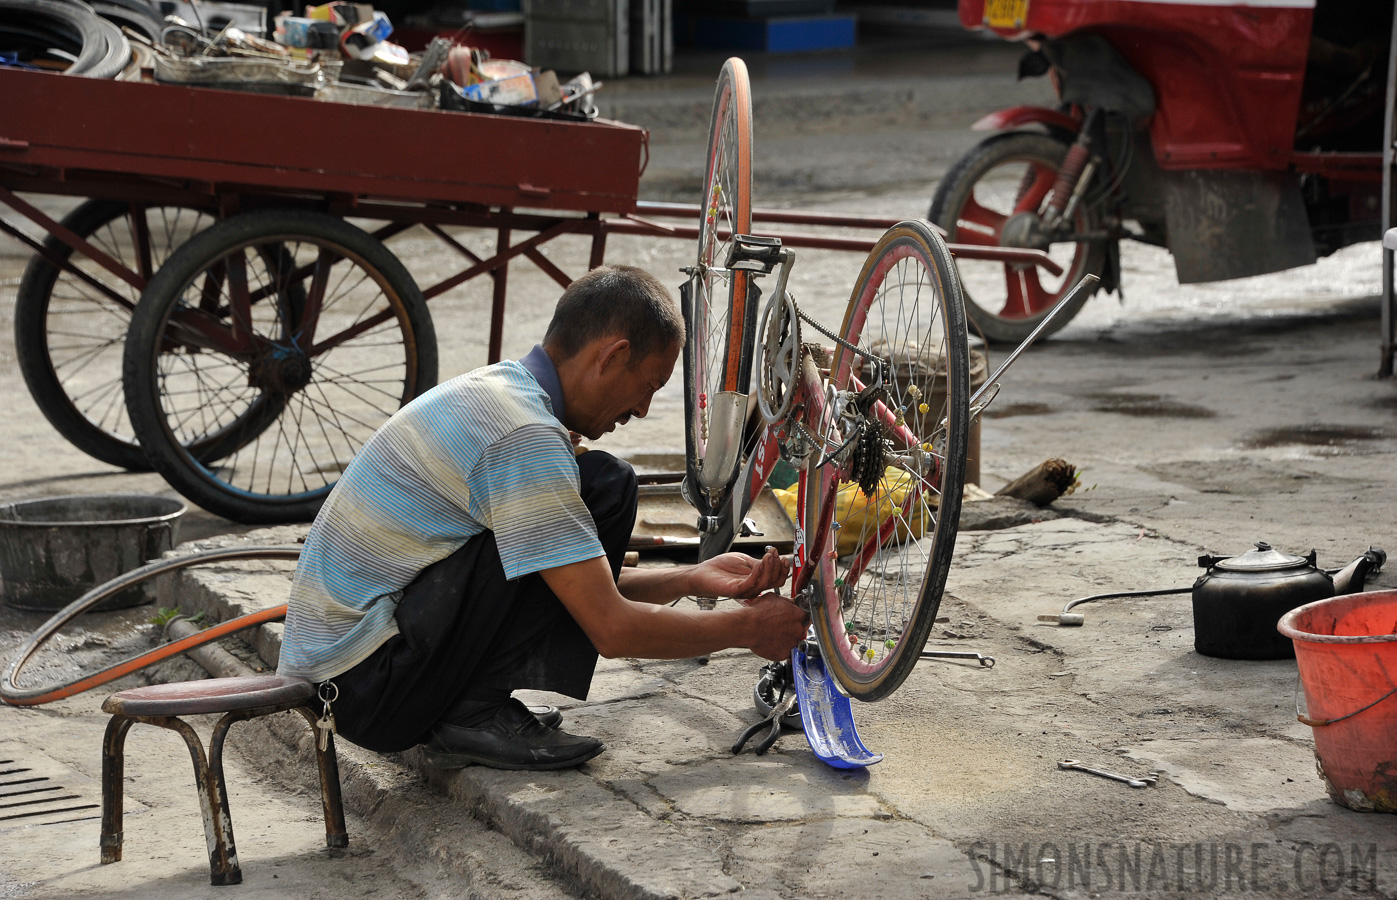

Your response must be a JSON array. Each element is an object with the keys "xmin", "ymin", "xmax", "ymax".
[{"xmin": 0, "ymin": 67, "xmax": 1058, "ymax": 363}]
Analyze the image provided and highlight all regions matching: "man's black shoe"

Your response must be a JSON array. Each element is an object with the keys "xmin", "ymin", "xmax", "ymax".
[
  {"xmin": 526, "ymin": 704, "xmax": 563, "ymax": 729},
  {"xmin": 423, "ymin": 699, "xmax": 602, "ymax": 770}
]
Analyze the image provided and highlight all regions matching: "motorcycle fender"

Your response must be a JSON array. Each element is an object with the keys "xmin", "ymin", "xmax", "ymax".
[{"xmin": 971, "ymin": 106, "xmax": 1080, "ymax": 134}]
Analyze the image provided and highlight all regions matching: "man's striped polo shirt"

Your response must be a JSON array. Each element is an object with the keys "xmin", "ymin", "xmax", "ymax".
[{"xmin": 277, "ymin": 347, "xmax": 604, "ymax": 683}]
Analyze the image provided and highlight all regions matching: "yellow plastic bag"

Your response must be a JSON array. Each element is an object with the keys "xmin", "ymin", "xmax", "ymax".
[{"xmin": 772, "ymin": 467, "xmax": 934, "ymax": 557}]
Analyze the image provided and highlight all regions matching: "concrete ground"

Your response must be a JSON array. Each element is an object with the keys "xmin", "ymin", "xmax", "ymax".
[{"xmin": 4, "ymin": 27, "xmax": 1397, "ymax": 900}]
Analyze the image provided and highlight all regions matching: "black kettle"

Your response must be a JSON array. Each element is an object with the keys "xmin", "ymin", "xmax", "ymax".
[{"xmin": 1192, "ymin": 543, "xmax": 1385, "ymax": 660}]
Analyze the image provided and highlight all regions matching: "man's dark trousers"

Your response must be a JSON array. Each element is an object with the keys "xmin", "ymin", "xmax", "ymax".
[{"xmin": 330, "ymin": 450, "xmax": 637, "ymax": 753}]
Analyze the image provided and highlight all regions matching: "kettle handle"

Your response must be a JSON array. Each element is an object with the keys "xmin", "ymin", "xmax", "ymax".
[{"xmin": 1198, "ymin": 548, "xmax": 1318, "ymax": 569}]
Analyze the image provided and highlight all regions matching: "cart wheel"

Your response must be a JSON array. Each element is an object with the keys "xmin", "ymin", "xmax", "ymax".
[
  {"xmin": 123, "ymin": 209, "xmax": 437, "ymax": 524},
  {"xmin": 929, "ymin": 132, "xmax": 1104, "ymax": 343},
  {"xmin": 15, "ymin": 200, "xmax": 215, "ymax": 470}
]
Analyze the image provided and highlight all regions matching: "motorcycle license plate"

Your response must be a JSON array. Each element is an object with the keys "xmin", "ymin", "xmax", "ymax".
[{"xmin": 983, "ymin": 0, "xmax": 1028, "ymax": 29}]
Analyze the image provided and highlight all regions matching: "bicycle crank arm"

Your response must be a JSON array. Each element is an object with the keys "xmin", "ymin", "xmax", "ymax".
[{"xmin": 969, "ymin": 274, "xmax": 1100, "ymax": 412}]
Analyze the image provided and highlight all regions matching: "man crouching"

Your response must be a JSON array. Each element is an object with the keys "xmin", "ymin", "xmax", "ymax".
[{"xmin": 278, "ymin": 265, "xmax": 808, "ymax": 770}]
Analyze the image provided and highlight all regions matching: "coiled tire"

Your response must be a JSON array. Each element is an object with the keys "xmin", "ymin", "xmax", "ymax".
[
  {"xmin": 0, "ymin": 0, "xmax": 129, "ymax": 78},
  {"xmin": 91, "ymin": 1, "xmax": 160, "ymax": 41}
]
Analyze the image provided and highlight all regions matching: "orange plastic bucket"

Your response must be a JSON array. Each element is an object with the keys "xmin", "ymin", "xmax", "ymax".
[{"xmin": 1278, "ymin": 590, "xmax": 1397, "ymax": 812}]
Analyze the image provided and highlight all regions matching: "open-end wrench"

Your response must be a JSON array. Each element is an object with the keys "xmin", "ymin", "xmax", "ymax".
[
  {"xmin": 1058, "ymin": 759, "xmax": 1158, "ymax": 788},
  {"xmin": 920, "ymin": 650, "xmax": 996, "ymax": 668}
]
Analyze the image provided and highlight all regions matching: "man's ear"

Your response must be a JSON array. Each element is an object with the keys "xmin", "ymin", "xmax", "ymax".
[{"xmin": 596, "ymin": 338, "xmax": 631, "ymax": 375}]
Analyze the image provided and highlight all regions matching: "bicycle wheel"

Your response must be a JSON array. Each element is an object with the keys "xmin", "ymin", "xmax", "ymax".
[
  {"xmin": 685, "ymin": 56, "xmax": 753, "ymax": 499},
  {"xmin": 800, "ymin": 220, "xmax": 969, "ymax": 701},
  {"xmin": 929, "ymin": 132, "xmax": 1103, "ymax": 343},
  {"xmin": 15, "ymin": 200, "xmax": 215, "ymax": 470},
  {"xmin": 123, "ymin": 209, "xmax": 437, "ymax": 524}
]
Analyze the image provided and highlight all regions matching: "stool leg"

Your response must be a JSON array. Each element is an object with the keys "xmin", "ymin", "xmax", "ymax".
[
  {"xmin": 100, "ymin": 716, "xmax": 134, "ymax": 864},
  {"xmin": 296, "ymin": 706, "xmax": 348, "ymax": 848},
  {"xmin": 168, "ymin": 716, "xmax": 241, "ymax": 886}
]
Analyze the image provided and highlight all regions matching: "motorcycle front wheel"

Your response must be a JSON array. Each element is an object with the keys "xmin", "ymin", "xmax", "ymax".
[{"xmin": 930, "ymin": 131, "xmax": 1105, "ymax": 344}]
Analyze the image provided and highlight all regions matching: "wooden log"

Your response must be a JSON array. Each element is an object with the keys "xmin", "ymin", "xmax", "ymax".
[{"xmin": 995, "ymin": 458, "xmax": 1077, "ymax": 507}]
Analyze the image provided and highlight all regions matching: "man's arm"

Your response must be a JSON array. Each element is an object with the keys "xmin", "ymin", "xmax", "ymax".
[
  {"xmin": 615, "ymin": 546, "xmax": 792, "ymax": 606},
  {"xmin": 540, "ymin": 556, "xmax": 807, "ymax": 662}
]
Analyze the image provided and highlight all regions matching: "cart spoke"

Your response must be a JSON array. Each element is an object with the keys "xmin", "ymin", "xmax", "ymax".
[{"xmin": 957, "ymin": 194, "xmax": 1006, "ymax": 239}]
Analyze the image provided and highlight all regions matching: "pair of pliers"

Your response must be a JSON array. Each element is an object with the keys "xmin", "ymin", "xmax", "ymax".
[{"xmin": 732, "ymin": 684, "xmax": 797, "ymax": 756}]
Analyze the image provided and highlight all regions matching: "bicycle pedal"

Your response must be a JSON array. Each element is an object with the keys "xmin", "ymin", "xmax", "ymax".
[
  {"xmin": 724, "ymin": 234, "xmax": 784, "ymax": 274},
  {"xmin": 738, "ymin": 517, "xmax": 763, "ymax": 538}
]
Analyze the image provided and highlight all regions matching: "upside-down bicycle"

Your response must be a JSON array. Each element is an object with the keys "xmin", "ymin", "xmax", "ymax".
[{"xmin": 685, "ymin": 58, "xmax": 1093, "ymax": 766}]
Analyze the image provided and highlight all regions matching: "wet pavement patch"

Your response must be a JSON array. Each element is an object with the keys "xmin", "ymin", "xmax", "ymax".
[
  {"xmin": 1241, "ymin": 425, "xmax": 1386, "ymax": 453},
  {"xmin": 983, "ymin": 401, "xmax": 1054, "ymax": 419},
  {"xmin": 1138, "ymin": 459, "xmax": 1316, "ymax": 496},
  {"xmin": 1087, "ymin": 392, "xmax": 1215, "ymax": 419}
]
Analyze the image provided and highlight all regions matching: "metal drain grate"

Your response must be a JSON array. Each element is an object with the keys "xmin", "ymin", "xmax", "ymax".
[{"xmin": 0, "ymin": 758, "xmax": 100, "ymax": 827}]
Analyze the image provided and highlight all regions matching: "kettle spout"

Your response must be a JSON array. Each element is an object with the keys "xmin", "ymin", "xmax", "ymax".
[{"xmin": 1330, "ymin": 547, "xmax": 1386, "ymax": 595}]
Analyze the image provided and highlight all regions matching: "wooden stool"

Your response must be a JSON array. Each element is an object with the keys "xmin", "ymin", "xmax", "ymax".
[{"xmin": 100, "ymin": 675, "xmax": 348, "ymax": 885}]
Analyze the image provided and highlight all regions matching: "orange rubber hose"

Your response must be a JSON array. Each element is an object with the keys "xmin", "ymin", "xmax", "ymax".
[
  {"xmin": 2, "ymin": 547, "xmax": 299, "ymax": 707},
  {"xmin": 3, "ymin": 605, "xmax": 288, "ymax": 707}
]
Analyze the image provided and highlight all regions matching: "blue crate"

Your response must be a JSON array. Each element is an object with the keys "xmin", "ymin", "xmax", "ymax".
[{"xmin": 678, "ymin": 13, "xmax": 854, "ymax": 53}]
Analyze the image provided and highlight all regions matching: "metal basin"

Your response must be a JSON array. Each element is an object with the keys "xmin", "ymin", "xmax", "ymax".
[{"xmin": 0, "ymin": 494, "xmax": 186, "ymax": 612}]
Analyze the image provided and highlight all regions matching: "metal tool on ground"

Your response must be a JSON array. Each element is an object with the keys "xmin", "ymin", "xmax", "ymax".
[
  {"xmin": 733, "ymin": 661, "xmax": 796, "ymax": 756},
  {"xmin": 752, "ymin": 659, "xmax": 804, "ymax": 728},
  {"xmin": 920, "ymin": 650, "xmax": 996, "ymax": 668},
  {"xmin": 1058, "ymin": 759, "xmax": 1160, "ymax": 788}
]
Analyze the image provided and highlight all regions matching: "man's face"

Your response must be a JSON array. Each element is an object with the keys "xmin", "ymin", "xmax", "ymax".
[{"xmin": 579, "ymin": 341, "xmax": 680, "ymax": 440}]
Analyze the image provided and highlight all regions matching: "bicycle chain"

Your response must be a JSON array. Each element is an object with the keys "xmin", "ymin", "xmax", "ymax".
[{"xmin": 795, "ymin": 304, "xmax": 882, "ymax": 366}]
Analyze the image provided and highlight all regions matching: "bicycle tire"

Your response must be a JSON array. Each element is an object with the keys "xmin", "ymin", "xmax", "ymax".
[
  {"xmin": 929, "ymin": 131, "xmax": 1103, "ymax": 343},
  {"xmin": 123, "ymin": 209, "xmax": 437, "ymax": 524},
  {"xmin": 14, "ymin": 200, "xmax": 216, "ymax": 471},
  {"xmin": 684, "ymin": 57, "xmax": 753, "ymax": 504},
  {"xmin": 800, "ymin": 220, "xmax": 969, "ymax": 701}
]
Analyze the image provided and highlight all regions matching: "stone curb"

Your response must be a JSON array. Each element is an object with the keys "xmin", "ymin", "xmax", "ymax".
[{"xmin": 163, "ymin": 527, "xmax": 743, "ymax": 900}]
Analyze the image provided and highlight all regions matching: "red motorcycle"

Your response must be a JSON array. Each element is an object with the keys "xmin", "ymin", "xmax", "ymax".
[{"xmin": 933, "ymin": 0, "xmax": 1391, "ymax": 342}]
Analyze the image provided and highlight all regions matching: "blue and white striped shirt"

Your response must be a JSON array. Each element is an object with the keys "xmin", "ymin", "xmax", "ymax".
[{"xmin": 278, "ymin": 349, "xmax": 603, "ymax": 682}]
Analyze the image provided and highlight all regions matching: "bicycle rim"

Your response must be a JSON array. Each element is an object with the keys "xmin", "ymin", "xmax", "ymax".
[
  {"xmin": 689, "ymin": 56, "xmax": 753, "ymax": 480},
  {"xmin": 801, "ymin": 220, "xmax": 969, "ymax": 700}
]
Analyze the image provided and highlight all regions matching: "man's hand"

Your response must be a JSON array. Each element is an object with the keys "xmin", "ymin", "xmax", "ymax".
[
  {"xmin": 689, "ymin": 546, "xmax": 792, "ymax": 600},
  {"xmin": 743, "ymin": 592, "xmax": 810, "ymax": 661}
]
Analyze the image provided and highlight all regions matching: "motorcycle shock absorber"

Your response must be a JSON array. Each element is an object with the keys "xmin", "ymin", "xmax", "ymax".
[{"xmin": 1042, "ymin": 108, "xmax": 1100, "ymax": 232}]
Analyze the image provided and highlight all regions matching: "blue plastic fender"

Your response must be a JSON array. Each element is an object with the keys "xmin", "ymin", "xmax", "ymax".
[{"xmin": 791, "ymin": 645, "xmax": 882, "ymax": 769}]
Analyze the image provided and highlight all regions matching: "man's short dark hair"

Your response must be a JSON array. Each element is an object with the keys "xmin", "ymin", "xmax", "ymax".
[{"xmin": 543, "ymin": 265, "xmax": 685, "ymax": 364}]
